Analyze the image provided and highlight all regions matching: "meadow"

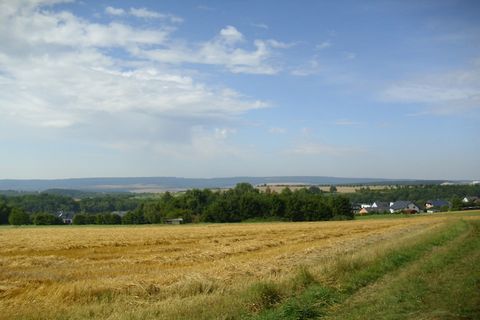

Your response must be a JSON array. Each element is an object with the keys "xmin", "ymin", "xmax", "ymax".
[{"xmin": 1, "ymin": 212, "xmax": 479, "ymax": 319}]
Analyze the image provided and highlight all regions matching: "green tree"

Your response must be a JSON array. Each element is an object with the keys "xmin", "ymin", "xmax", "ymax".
[
  {"xmin": 307, "ymin": 186, "xmax": 322, "ymax": 194},
  {"xmin": 107, "ymin": 213, "xmax": 122, "ymax": 224},
  {"xmin": 450, "ymin": 196, "xmax": 463, "ymax": 211},
  {"xmin": 8, "ymin": 208, "xmax": 30, "ymax": 225},
  {"xmin": 329, "ymin": 185, "xmax": 337, "ymax": 193},
  {"xmin": 330, "ymin": 196, "xmax": 353, "ymax": 219},
  {"xmin": 32, "ymin": 213, "xmax": 63, "ymax": 225},
  {"xmin": 233, "ymin": 183, "xmax": 257, "ymax": 195},
  {"xmin": 122, "ymin": 209, "xmax": 146, "ymax": 224},
  {"xmin": 143, "ymin": 202, "xmax": 163, "ymax": 223},
  {"xmin": 0, "ymin": 200, "xmax": 11, "ymax": 224},
  {"xmin": 73, "ymin": 214, "xmax": 88, "ymax": 225}
]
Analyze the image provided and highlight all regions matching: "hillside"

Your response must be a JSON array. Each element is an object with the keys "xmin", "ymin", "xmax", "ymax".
[{"xmin": 0, "ymin": 176, "xmax": 449, "ymax": 193}]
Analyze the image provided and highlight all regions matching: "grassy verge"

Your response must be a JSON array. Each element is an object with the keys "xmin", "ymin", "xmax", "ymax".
[
  {"xmin": 325, "ymin": 220, "xmax": 480, "ymax": 320},
  {"xmin": 250, "ymin": 218, "xmax": 474, "ymax": 319},
  {"xmin": 355, "ymin": 209, "xmax": 480, "ymax": 220}
]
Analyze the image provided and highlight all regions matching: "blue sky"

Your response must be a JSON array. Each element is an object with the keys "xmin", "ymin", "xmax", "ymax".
[{"xmin": 0, "ymin": 0, "xmax": 479, "ymax": 180}]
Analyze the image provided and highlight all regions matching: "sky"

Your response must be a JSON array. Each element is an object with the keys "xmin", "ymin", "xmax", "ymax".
[{"xmin": 0, "ymin": 0, "xmax": 479, "ymax": 180}]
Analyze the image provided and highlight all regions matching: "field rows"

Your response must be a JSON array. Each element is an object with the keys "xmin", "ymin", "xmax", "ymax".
[{"xmin": 0, "ymin": 215, "xmax": 469, "ymax": 319}]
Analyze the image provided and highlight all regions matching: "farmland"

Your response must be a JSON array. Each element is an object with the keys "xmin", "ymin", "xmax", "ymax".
[{"xmin": 1, "ymin": 212, "xmax": 479, "ymax": 319}]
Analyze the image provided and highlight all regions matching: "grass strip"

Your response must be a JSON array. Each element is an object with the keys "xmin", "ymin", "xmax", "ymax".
[
  {"xmin": 250, "ymin": 219, "xmax": 468, "ymax": 319},
  {"xmin": 325, "ymin": 220, "xmax": 480, "ymax": 320}
]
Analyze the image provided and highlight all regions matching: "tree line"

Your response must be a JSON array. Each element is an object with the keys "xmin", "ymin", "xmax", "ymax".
[
  {"xmin": 345, "ymin": 184, "xmax": 480, "ymax": 205},
  {"xmin": 4, "ymin": 183, "xmax": 477, "ymax": 226},
  {"xmin": 118, "ymin": 183, "xmax": 352, "ymax": 224},
  {"xmin": 2, "ymin": 193, "xmax": 139, "ymax": 214},
  {"xmin": 0, "ymin": 183, "xmax": 353, "ymax": 225}
]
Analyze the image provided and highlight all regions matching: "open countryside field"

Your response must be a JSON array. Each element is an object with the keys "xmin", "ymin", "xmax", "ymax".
[
  {"xmin": 255, "ymin": 185, "xmax": 391, "ymax": 194},
  {"xmin": 1, "ymin": 212, "xmax": 479, "ymax": 319}
]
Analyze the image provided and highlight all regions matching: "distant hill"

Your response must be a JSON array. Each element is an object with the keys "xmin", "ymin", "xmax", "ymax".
[{"xmin": 0, "ymin": 176, "xmax": 449, "ymax": 193}]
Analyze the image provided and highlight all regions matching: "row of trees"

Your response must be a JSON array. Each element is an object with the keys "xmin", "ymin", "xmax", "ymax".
[
  {"xmin": 0, "ymin": 201, "xmax": 63, "ymax": 225},
  {"xmin": 2, "ymin": 193, "xmax": 139, "ymax": 215},
  {"xmin": 3, "ymin": 183, "xmax": 479, "ymax": 225},
  {"xmin": 346, "ymin": 184, "xmax": 480, "ymax": 205},
  {"xmin": 0, "ymin": 184, "xmax": 353, "ymax": 225},
  {"xmin": 123, "ymin": 183, "xmax": 353, "ymax": 224},
  {"xmin": 73, "ymin": 213, "xmax": 122, "ymax": 225}
]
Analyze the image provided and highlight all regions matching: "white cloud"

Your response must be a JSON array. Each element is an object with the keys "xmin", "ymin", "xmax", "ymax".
[
  {"xmin": 291, "ymin": 58, "xmax": 321, "ymax": 76},
  {"xmin": 266, "ymin": 39, "xmax": 295, "ymax": 49},
  {"xmin": 0, "ymin": 1, "xmax": 269, "ymax": 158},
  {"xmin": 268, "ymin": 127, "xmax": 286, "ymax": 134},
  {"xmin": 104, "ymin": 5, "xmax": 183, "ymax": 23},
  {"xmin": 251, "ymin": 23, "xmax": 269, "ymax": 30},
  {"xmin": 129, "ymin": 7, "xmax": 183, "ymax": 23},
  {"xmin": 288, "ymin": 142, "xmax": 364, "ymax": 156},
  {"xmin": 344, "ymin": 52, "xmax": 356, "ymax": 60},
  {"xmin": 316, "ymin": 41, "xmax": 331, "ymax": 50},
  {"xmin": 138, "ymin": 28, "xmax": 284, "ymax": 75},
  {"xmin": 334, "ymin": 119, "xmax": 361, "ymax": 126},
  {"xmin": 219, "ymin": 25, "xmax": 244, "ymax": 44},
  {"xmin": 105, "ymin": 6, "xmax": 125, "ymax": 16},
  {"xmin": 0, "ymin": 6, "xmax": 169, "ymax": 50},
  {"xmin": 382, "ymin": 61, "xmax": 480, "ymax": 114}
]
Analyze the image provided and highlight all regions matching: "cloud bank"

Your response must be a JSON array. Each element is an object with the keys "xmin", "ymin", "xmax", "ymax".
[{"xmin": 0, "ymin": 1, "xmax": 288, "ymax": 158}]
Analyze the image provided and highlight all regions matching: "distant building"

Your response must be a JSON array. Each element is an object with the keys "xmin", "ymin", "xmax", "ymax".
[
  {"xmin": 358, "ymin": 207, "xmax": 378, "ymax": 215},
  {"xmin": 57, "ymin": 211, "xmax": 75, "ymax": 224},
  {"xmin": 164, "ymin": 218, "xmax": 184, "ymax": 225},
  {"xmin": 425, "ymin": 200, "xmax": 449, "ymax": 213},
  {"xmin": 111, "ymin": 211, "xmax": 128, "ymax": 217},
  {"xmin": 371, "ymin": 201, "xmax": 390, "ymax": 213},
  {"xmin": 462, "ymin": 196, "xmax": 479, "ymax": 203},
  {"xmin": 390, "ymin": 201, "xmax": 420, "ymax": 213},
  {"xmin": 425, "ymin": 200, "xmax": 449, "ymax": 209}
]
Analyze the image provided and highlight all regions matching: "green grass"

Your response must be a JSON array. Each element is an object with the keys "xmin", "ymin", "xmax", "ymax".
[
  {"xmin": 250, "ymin": 217, "xmax": 480, "ymax": 320},
  {"xmin": 355, "ymin": 209, "xmax": 480, "ymax": 220},
  {"xmin": 325, "ymin": 220, "xmax": 480, "ymax": 320}
]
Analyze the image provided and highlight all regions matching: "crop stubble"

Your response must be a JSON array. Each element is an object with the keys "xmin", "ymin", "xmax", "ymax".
[{"xmin": 0, "ymin": 216, "xmax": 452, "ymax": 319}]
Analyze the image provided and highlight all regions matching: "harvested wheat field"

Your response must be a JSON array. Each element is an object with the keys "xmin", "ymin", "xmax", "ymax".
[{"xmin": 1, "ymin": 213, "xmax": 479, "ymax": 319}]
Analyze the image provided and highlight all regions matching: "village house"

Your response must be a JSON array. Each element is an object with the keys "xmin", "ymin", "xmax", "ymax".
[
  {"xmin": 111, "ymin": 211, "xmax": 128, "ymax": 217},
  {"xmin": 57, "ymin": 211, "xmax": 75, "ymax": 224},
  {"xmin": 389, "ymin": 201, "xmax": 420, "ymax": 214},
  {"xmin": 425, "ymin": 200, "xmax": 449, "ymax": 213},
  {"xmin": 164, "ymin": 218, "xmax": 184, "ymax": 225},
  {"xmin": 462, "ymin": 196, "xmax": 479, "ymax": 203},
  {"xmin": 371, "ymin": 201, "xmax": 390, "ymax": 213}
]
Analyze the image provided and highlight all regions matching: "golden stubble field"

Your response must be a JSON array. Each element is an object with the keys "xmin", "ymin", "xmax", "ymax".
[
  {"xmin": 0, "ymin": 216, "xmax": 458, "ymax": 319},
  {"xmin": 255, "ymin": 185, "xmax": 390, "ymax": 193}
]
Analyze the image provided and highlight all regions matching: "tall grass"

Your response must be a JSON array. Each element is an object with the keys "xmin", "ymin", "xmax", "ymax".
[{"xmin": 254, "ymin": 218, "xmax": 478, "ymax": 320}]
